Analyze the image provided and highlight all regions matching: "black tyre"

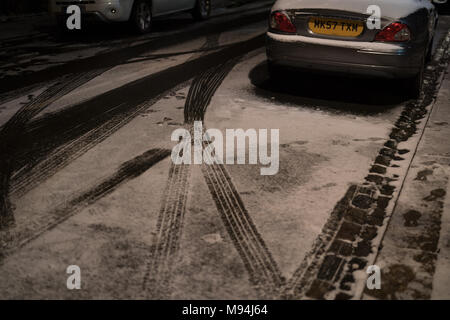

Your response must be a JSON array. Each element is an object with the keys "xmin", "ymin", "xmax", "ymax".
[
  {"xmin": 426, "ymin": 36, "xmax": 434, "ymax": 62},
  {"xmin": 192, "ymin": 0, "xmax": 211, "ymax": 21},
  {"xmin": 130, "ymin": 0, "xmax": 152, "ymax": 34},
  {"xmin": 405, "ymin": 62, "xmax": 424, "ymax": 99}
]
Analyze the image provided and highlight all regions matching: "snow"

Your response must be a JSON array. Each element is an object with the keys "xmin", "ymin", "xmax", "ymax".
[
  {"xmin": 272, "ymin": 0, "xmax": 430, "ymax": 20},
  {"xmin": 267, "ymin": 31, "xmax": 408, "ymax": 53}
]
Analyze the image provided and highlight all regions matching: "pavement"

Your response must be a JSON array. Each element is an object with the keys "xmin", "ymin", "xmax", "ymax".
[
  {"xmin": 0, "ymin": 2, "xmax": 449, "ymax": 300},
  {"xmin": 365, "ymin": 62, "xmax": 450, "ymax": 300}
]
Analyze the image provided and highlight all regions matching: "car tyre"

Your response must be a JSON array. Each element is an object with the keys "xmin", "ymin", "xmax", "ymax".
[
  {"xmin": 130, "ymin": 0, "xmax": 152, "ymax": 34},
  {"xmin": 426, "ymin": 36, "xmax": 434, "ymax": 62},
  {"xmin": 192, "ymin": 0, "xmax": 211, "ymax": 21},
  {"xmin": 405, "ymin": 60, "xmax": 424, "ymax": 99}
]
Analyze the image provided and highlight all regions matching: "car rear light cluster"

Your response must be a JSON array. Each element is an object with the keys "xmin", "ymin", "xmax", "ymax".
[
  {"xmin": 270, "ymin": 11, "xmax": 296, "ymax": 33},
  {"xmin": 375, "ymin": 22, "xmax": 411, "ymax": 42}
]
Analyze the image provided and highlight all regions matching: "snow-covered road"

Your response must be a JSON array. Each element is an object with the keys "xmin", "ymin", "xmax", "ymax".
[{"xmin": 0, "ymin": 6, "xmax": 449, "ymax": 300}]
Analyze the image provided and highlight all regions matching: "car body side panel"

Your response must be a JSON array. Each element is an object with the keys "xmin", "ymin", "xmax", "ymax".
[
  {"xmin": 49, "ymin": 0, "xmax": 134, "ymax": 22},
  {"xmin": 152, "ymin": 0, "xmax": 174, "ymax": 15},
  {"xmin": 152, "ymin": 0, "xmax": 197, "ymax": 16},
  {"xmin": 49, "ymin": 0, "xmax": 198, "ymax": 21}
]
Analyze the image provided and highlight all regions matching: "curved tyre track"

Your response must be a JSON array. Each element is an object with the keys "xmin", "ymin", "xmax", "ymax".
[
  {"xmin": 193, "ymin": 57, "xmax": 283, "ymax": 295},
  {"xmin": 202, "ymin": 157, "xmax": 284, "ymax": 295},
  {"xmin": 143, "ymin": 56, "xmax": 256, "ymax": 297},
  {"xmin": 190, "ymin": 57, "xmax": 284, "ymax": 295}
]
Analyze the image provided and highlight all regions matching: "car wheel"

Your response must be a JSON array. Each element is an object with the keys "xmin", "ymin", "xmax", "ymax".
[
  {"xmin": 130, "ymin": 0, "xmax": 152, "ymax": 34},
  {"xmin": 405, "ymin": 59, "xmax": 424, "ymax": 99},
  {"xmin": 192, "ymin": 0, "xmax": 211, "ymax": 21},
  {"xmin": 426, "ymin": 36, "xmax": 434, "ymax": 62}
]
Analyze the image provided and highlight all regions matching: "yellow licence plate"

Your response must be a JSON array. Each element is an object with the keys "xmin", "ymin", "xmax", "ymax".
[{"xmin": 308, "ymin": 17, "xmax": 364, "ymax": 37}]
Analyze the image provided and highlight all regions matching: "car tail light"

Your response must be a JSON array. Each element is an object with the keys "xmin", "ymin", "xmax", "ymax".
[
  {"xmin": 375, "ymin": 22, "xmax": 411, "ymax": 42},
  {"xmin": 270, "ymin": 11, "xmax": 296, "ymax": 33}
]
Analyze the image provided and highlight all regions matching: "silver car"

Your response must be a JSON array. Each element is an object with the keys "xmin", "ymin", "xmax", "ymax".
[
  {"xmin": 266, "ymin": 0, "xmax": 440, "ymax": 97},
  {"xmin": 50, "ymin": 0, "xmax": 211, "ymax": 33}
]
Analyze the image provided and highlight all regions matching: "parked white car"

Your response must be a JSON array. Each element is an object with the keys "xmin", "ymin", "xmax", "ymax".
[{"xmin": 49, "ymin": 0, "xmax": 211, "ymax": 33}]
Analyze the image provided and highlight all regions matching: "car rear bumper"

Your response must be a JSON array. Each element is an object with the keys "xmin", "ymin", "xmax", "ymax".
[{"xmin": 266, "ymin": 31, "xmax": 424, "ymax": 78}]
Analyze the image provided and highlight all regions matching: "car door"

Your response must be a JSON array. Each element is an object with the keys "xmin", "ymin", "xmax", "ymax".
[
  {"xmin": 152, "ymin": 0, "xmax": 196, "ymax": 16},
  {"xmin": 152, "ymin": 0, "xmax": 173, "ymax": 16},
  {"xmin": 178, "ymin": 0, "xmax": 198, "ymax": 11}
]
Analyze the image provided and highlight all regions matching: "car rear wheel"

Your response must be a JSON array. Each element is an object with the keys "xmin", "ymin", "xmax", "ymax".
[
  {"xmin": 130, "ymin": 0, "xmax": 152, "ymax": 34},
  {"xmin": 405, "ymin": 58, "xmax": 425, "ymax": 99},
  {"xmin": 192, "ymin": 0, "xmax": 211, "ymax": 21},
  {"xmin": 426, "ymin": 35, "xmax": 434, "ymax": 62}
]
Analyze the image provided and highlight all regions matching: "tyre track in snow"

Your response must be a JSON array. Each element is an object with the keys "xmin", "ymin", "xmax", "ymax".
[
  {"xmin": 142, "ymin": 151, "xmax": 191, "ymax": 298},
  {"xmin": 1, "ymin": 33, "xmax": 267, "ymax": 293},
  {"xmin": 1, "ymin": 34, "xmax": 264, "ymax": 232},
  {"xmin": 185, "ymin": 58, "xmax": 239, "ymax": 123},
  {"xmin": 193, "ymin": 58, "xmax": 284, "ymax": 295},
  {"xmin": 202, "ymin": 158, "xmax": 285, "ymax": 295},
  {"xmin": 9, "ymin": 89, "xmax": 169, "ymax": 198},
  {"xmin": 10, "ymin": 35, "xmax": 264, "ymax": 200},
  {"xmin": 0, "ymin": 148, "xmax": 170, "ymax": 263},
  {"xmin": 0, "ymin": 69, "xmax": 108, "ymax": 228},
  {"xmin": 193, "ymin": 59, "xmax": 284, "ymax": 293},
  {"xmin": 142, "ymin": 51, "xmax": 236, "ymax": 299},
  {"xmin": 143, "ymin": 56, "xmax": 266, "ymax": 297},
  {"xmin": 9, "ymin": 35, "xmax": 224, "ymax": 198}
]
